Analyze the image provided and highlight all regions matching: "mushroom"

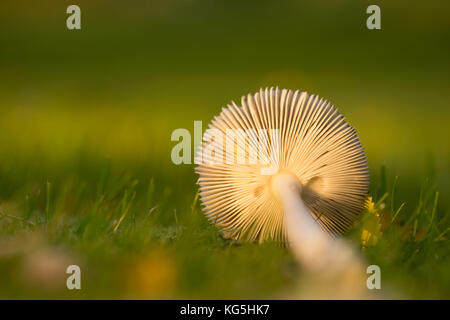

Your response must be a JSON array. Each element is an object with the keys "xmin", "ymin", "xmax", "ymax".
[{"xmin": 195, "ymin": 87, "xmax": 369, "ymax": 273}]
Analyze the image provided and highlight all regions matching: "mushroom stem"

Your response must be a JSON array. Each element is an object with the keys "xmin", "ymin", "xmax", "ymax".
[
  {"xmin": 271, "ymin": 172, "xmax": 363, "ymax": 274},
  {"xmin": 282, "ymin": 188, "xmax": 333, "ymax": 270}
]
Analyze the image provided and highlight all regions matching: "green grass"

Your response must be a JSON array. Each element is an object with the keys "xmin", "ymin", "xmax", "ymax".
[{"xmin": 0, "ymin": 157, "xmax": 448, "ymax": 299}]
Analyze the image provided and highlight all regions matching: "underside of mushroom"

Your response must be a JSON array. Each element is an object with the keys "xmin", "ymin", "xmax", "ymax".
[{"xmin": 196, "ymin": 88, "xmax": 369, "ymax": 245}]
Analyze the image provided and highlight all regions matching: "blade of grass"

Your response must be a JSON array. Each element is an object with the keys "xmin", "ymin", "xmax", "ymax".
[
  {"xmin": 191, "ymin": 189, "xmax": 200, "ymax": 214},
  {"xmin": 96, "ymin": 158, "xmax": 110, "ymax": 197},
  {"xmin": 434, "ymin": 227, "xmax": 450, "ymax": 242},
  {"xmin": 376, "ymin": 164, "xmax": 386, "ymax": 200},
  {"xmin": 147, "ymin": 178, "xmax": 155, "ymax": 209},
  {"xmin": 375, "ymin": 192, "xmax": 389, "ymax": 208},
  {"xmin": 391, "ymin": 202, "xmax": 406, "ymax": 223},
  {"xmin": 174, "ymin": 209, "xmax": 178, "ymax": 226},
  {"xmin": 429, "ymin": 191, "xmax": 439, "ymax": 227},
  {"xmin": 113, "ymin": 188, "xmax": 136, "ymax": 233},
  {"xmin": 24, "ymin": 194, "xmax": 30, "ymax": 220},
  {"xmin": 390, "ymin": 175, "xmax": 398, "ymax": 211},
  {"xmin": 0, "ymin": 209, "xmax": 35, "ymax": 226},
  {"xmin": 46, "ymin": 180, "xmax": 51, "ymax": 223}
]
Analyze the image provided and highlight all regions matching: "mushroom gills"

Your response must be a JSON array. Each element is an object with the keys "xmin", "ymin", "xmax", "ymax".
[{"xmin": 196, "ymin": 88, "xmax": 369, "ymax": 266}]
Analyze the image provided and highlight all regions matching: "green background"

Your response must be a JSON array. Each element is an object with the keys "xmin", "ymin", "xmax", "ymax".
[{"xmin": 0, "ymin": 0, "xmax": 449, "ymax": 299}]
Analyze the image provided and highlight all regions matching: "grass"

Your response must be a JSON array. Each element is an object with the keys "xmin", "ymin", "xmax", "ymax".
[{"xmin": 0, "ymin": 156, "xmax": 448, "ymax": 299}]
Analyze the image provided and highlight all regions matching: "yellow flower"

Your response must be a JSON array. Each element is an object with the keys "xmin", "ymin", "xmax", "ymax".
[
  {"xmin": 365, "ymin": 196, "xmax": 375, "ymax": 212},
  {"xmin": 124, "ymin": 249, "xmax": 177, "ymax": 298},
  {"xmin": 361, "ymin": 229, "xmax": 379, "ymax": 248},
  {"xmin": 361, "ymin": 196, "xmax": 382, "ymax": 248}
]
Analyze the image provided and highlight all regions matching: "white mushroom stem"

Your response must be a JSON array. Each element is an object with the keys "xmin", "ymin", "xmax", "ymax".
[{"xmin": 271, "ymin": 172, "xmax": 364, "ymax": 275}]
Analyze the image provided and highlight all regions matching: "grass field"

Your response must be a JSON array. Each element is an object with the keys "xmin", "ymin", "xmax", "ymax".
[{"xmin": 0, "ymin": 1, "xmax": 449, "ymax": 299}]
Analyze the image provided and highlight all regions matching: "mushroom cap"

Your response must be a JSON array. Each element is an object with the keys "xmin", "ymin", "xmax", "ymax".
[{"xmin": 195, "ymin": 88, "xmax": 369, "ymax": 242}]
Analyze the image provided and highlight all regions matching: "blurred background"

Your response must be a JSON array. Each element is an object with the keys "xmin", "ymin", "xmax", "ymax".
[{"xmin": 0, "ymin": 0, "xmax": 449, "ymax": 299}]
